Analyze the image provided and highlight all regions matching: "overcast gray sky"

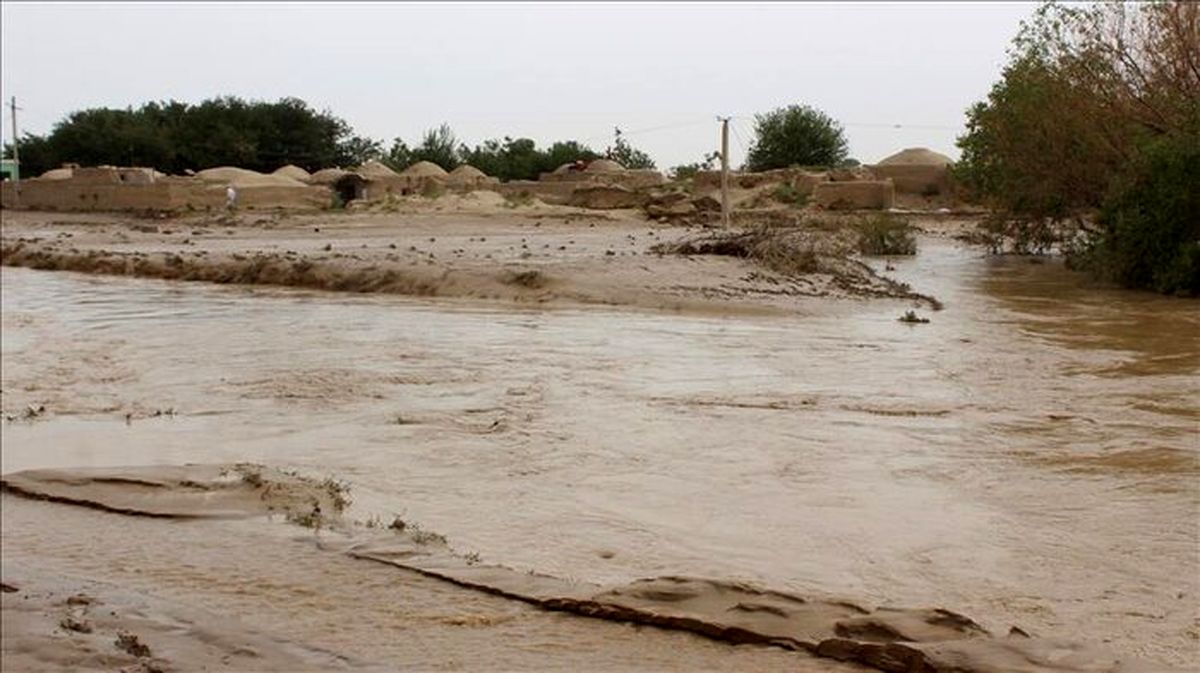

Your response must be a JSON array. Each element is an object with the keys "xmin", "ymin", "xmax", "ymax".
[{"xmin": 1, "ymin": 1, "xmax": 1034, "ymax": 168}]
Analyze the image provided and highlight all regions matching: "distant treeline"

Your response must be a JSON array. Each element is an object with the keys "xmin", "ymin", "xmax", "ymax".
[
  {"xmin": 10, "ymin": 97, "xmax": 375, "ymax": 176},
  {"xmin": 381, "ymin": 123, "xmax": 655, "ymax": 180},
  {"xmin": 5, "ymin": 96, "xmax": 654, "ymax": 181}
]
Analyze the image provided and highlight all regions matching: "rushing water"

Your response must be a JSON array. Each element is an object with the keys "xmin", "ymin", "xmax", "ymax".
[{"xmin": 2, "ymin": 238, "xmax": 1198, "ymax": 664}]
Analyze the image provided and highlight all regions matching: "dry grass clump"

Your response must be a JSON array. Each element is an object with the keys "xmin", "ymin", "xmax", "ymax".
[
  {"xmin": 502, "ymin": 269, "xmax": 549, "ymax": 289},
  {"xmin": 652, "ymin": 225, "xmax": 821, "ymax": 275},
  {"xmin": 652, "ymin": 221, "xmax": 943, "ymax": 310},
  {"xmin": 503, "ymin": 190, "xmax": 535, "ymax": 208},
  {"xmin": 388, "ymin": 516, "xmax": 448, "ymax": 545},
  {"xmin": 320, "ymin": 476, "xmax": 352, "ymax": 512}
]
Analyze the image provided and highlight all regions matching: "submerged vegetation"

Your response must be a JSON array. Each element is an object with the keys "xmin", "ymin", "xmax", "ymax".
[
  {"xmin": 855, "ymin": 214, "xmax": 917, "ymax": 256},
  {"xmin": 955, "ymin": 1, "xmax": 1199, "ymax": 295}
]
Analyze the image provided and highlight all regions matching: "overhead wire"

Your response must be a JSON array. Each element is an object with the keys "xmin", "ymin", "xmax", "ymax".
[{"xmin": 579, "ymin": 117, "xmax": 714, "ymax": 145}]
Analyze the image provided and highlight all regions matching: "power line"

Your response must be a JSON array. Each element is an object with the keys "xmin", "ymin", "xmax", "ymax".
[
  {"xmin": 728, "ymin": 121, "xmax": 750, "ymax": 163},
  {"xmin": 841, "ymin": 121, "xmax": 959, "ymax": 131},
  {"xmin": 581, "ymin": 117, "xmax": 715, "ymax": 145},
  {"xmin": 728, "ymin": 114, "xmax": 958, "ymax": 132}
]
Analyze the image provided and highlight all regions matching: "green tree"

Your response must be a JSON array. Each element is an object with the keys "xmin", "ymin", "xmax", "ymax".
[
  {"xmin": 1083, "ymin": 134, "xmax": 1200, "ymax": 295},
  {"xmin": 459, "ymin": 136, "xmax": 599, "ymax": 181},
  {"xmin": 669, "ymin": 151, "xmax": 720, "ymax": 180},
  {"xmin": 543, "ymin": 140, "xmax": 600, "ymax": 172},
  {"xmin": 955, "ymin": 1, "xmax": 1199, "ymax": 294},
  {"xmin": 605, "ymin": 128, "xmax": 655, "ymax": 169},
  {"xmin": 954, "ymin": 53, "xmax": 1120, "ymax": 223},
  {"xmin": 383, "ymin": 138, "xmax": 413, "ymax": 171},
  {"xmin": 745, "ymin": 104, "xmax": 849, "ymax": 171},
  {"xmin": 409, "ymin": 123, "xmax": 461, "ymax": 170},
  {"xmin": 7, "ymin": 96, "xmax": 375, "ymax": 176},
  {"xmin": 339, "ymin": 135, "xmax": 384, "ymax": 166}
]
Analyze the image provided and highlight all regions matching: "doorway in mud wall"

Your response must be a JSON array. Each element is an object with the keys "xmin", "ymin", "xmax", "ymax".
[{"xmin": 333, "ymin": 174, "xmax": 368, "ymax": 204}]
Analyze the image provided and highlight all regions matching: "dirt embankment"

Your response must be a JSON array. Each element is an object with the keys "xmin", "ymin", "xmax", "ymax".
[
  {"xmin": 0, "ymin": 208, "xmax": 954, "ymax": 314},
  {"xmin": 0, "ymin": 464, "xmax": 348, "ymax": 521},
  {"xmin": 1, "ymin": 464, "xmax": 1173, "ymax": 673}
]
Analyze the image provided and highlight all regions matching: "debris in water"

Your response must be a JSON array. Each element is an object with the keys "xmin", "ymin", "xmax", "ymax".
[{"xmin": 898, "ymin": 310, "xmax": 930, "ymax": 324}]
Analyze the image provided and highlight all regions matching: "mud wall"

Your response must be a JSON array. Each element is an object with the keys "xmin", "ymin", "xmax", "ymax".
[
  {"xmin": 868, "ymin": 164, "xmax": 949, "ymax": 195},
  {"xmin": 445, "ymin": 176, "xmax": 500, "ymax": 193},
  {"xmin": 568, "ymin": 185, "xmax": 648, "ymax": 210},
  {"xmin": 361, "ymin": 175, "xmax": 461, "ymax": 199},
  {"xmin": 494, "ymin": 181, "xmax": 578, "ymax": 205},
  {"xmin": 538, "ymin": 170, "xmax": 664, "ymax": 190},
  {"xmin": 2, "ymin": 178, "xmax": 331, "ymax": 212},
  {"xmin": 812, "ymin": 180, "xmax": 895, "ymax": 210},
  {"xmin": 694, "ymin": 168, "xmax": 826, "ymax": 191},
  {"xmin": 791, "ymin": 172, "xmax": 827, "ymax": 197}
]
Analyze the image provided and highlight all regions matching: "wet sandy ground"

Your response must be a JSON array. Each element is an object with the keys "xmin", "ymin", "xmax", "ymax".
[
  {"xmin": 0, "ymin": 207, "xmax": 949, "ymax": 313},
  {"xmin": 4, "ymin": 495, "xmax": 857, "ymax": 672},
  {"xmin": 1, "ymin": 212, "xmax": 1198, "ymax": 669}
]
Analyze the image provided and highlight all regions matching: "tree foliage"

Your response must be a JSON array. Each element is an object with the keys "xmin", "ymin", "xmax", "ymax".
[
  {"xmin": 955, "ymin": 1, "xmax": 1199, "ymax": 294},
  {"xmin": 669, "ymin": 151, "xmax": 721, "ymax": 180},
  {"xmin": 1083, "ymin": 133, "xmax": 1200, "ymax": 295},
  {"xmin": 7, "ymin": 96, "xmax": 380, "ymax": 176},
  {"xmin": 745, "ymin": 104, "xmax": 849, "ymax": 171},
  {"xmin": 410, "ymin": 123, "xmax": 461, "ymax": 170},
  {"xmin": 8, "ymin": 96, "xmax": 665, "ymax": 184},
  {"xmin": 605, "ymin": 129, "xmax": 656, "ymax": 169},
  {"xmin": 388, "ymin": 131, "xmax": 603, "ymax": 181}
]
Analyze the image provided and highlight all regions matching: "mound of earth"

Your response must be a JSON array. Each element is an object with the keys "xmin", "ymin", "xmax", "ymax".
[
  {"xmin": 355, "ymin": 159, "xmax": 400, "ymax": 179},
  {"xmin": 308, "ymin": 168, "xmax": 351, "ymax": 185},
  {"xmin": 37, "ymin": 168, "xmax": 74, "ymax": 181},
  {"xmin": 401, "ymin": 161, "xmax": 449, "ymax": 177},
  {"xmin": 876, "ymin": 148, "xmax": 953, "ymax": 167},
  {"xmin": 272, "ymin": 164, "xmax": 312, "ymax": 181},
  {"xmin": 195, "ymin": 167, "xmax": 307, "ymax": 188},
  {"xmin": 585, "ymin": 159, "xmax": 625, "ymax": 173}
]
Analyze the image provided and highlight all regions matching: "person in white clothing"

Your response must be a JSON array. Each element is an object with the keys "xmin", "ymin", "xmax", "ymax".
[{"xmin": 225, "ymin": 184, "xmax": 238, "ymax": 211}]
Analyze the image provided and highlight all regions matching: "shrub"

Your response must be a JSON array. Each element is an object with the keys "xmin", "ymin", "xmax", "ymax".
[
  {"xmin": 770, "ymin": 183, "xmax": 809, "ymax": 208},
  {"xmin": 503, "ymin": 190, "xmax": 534, "ymax": 208},
  {"xmin": 605, "ymin": 132, "xmax": 656, "ymax": 169},
  {"xmin": 856, "ymin": 215, "xmax": 917, "ymax": 256},
  {"xmin": 954, "ymin": 1, "xmax": 1200, "ymax": 295},
  {"xmin": 1079, "ymin": 135, "xmax": 1200, "ymax": 295}
]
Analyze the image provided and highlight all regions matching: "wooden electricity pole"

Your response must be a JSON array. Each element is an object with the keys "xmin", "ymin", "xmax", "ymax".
[
  {"xmin": 8, "ymin": 96, "xmax": 20, "ymax": 207},
  {"xmin": 719, "ymin": 116, "xmax": 730, "ymax": 227}
]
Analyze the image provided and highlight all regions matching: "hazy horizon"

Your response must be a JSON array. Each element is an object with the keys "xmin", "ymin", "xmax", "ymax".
[{"xmin": 1, "ymin": 2, "xmax": 1034, "ymax": 169}]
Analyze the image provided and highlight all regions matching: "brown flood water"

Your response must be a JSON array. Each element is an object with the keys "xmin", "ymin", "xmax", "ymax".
[{"xmin": 2, "ymin": 237, "xmax": 1198, "ymax": 666}]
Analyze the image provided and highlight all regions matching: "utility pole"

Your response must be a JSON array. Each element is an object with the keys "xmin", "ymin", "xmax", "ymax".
[
  {"xmin": 8, "ymin": 96, "xmax": 20, "ymax": 207},
  {"xmin": 719, "ymin": 116, "xmax": 730, "ymax": 227}
]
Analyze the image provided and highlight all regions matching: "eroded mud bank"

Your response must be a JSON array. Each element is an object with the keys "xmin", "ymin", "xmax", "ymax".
[
  {"xmin": 1, "ymin": 464, "xmax": 1175, "ymax": 673},
  {"xmin": 0, "ymin": 209, "xmax": 946, "ymax": 314}
]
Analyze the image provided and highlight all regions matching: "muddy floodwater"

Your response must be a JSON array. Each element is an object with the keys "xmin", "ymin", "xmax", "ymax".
[{"xmin": 2, "ymin": 238, "xmax": 1198, "ymax": 667}]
